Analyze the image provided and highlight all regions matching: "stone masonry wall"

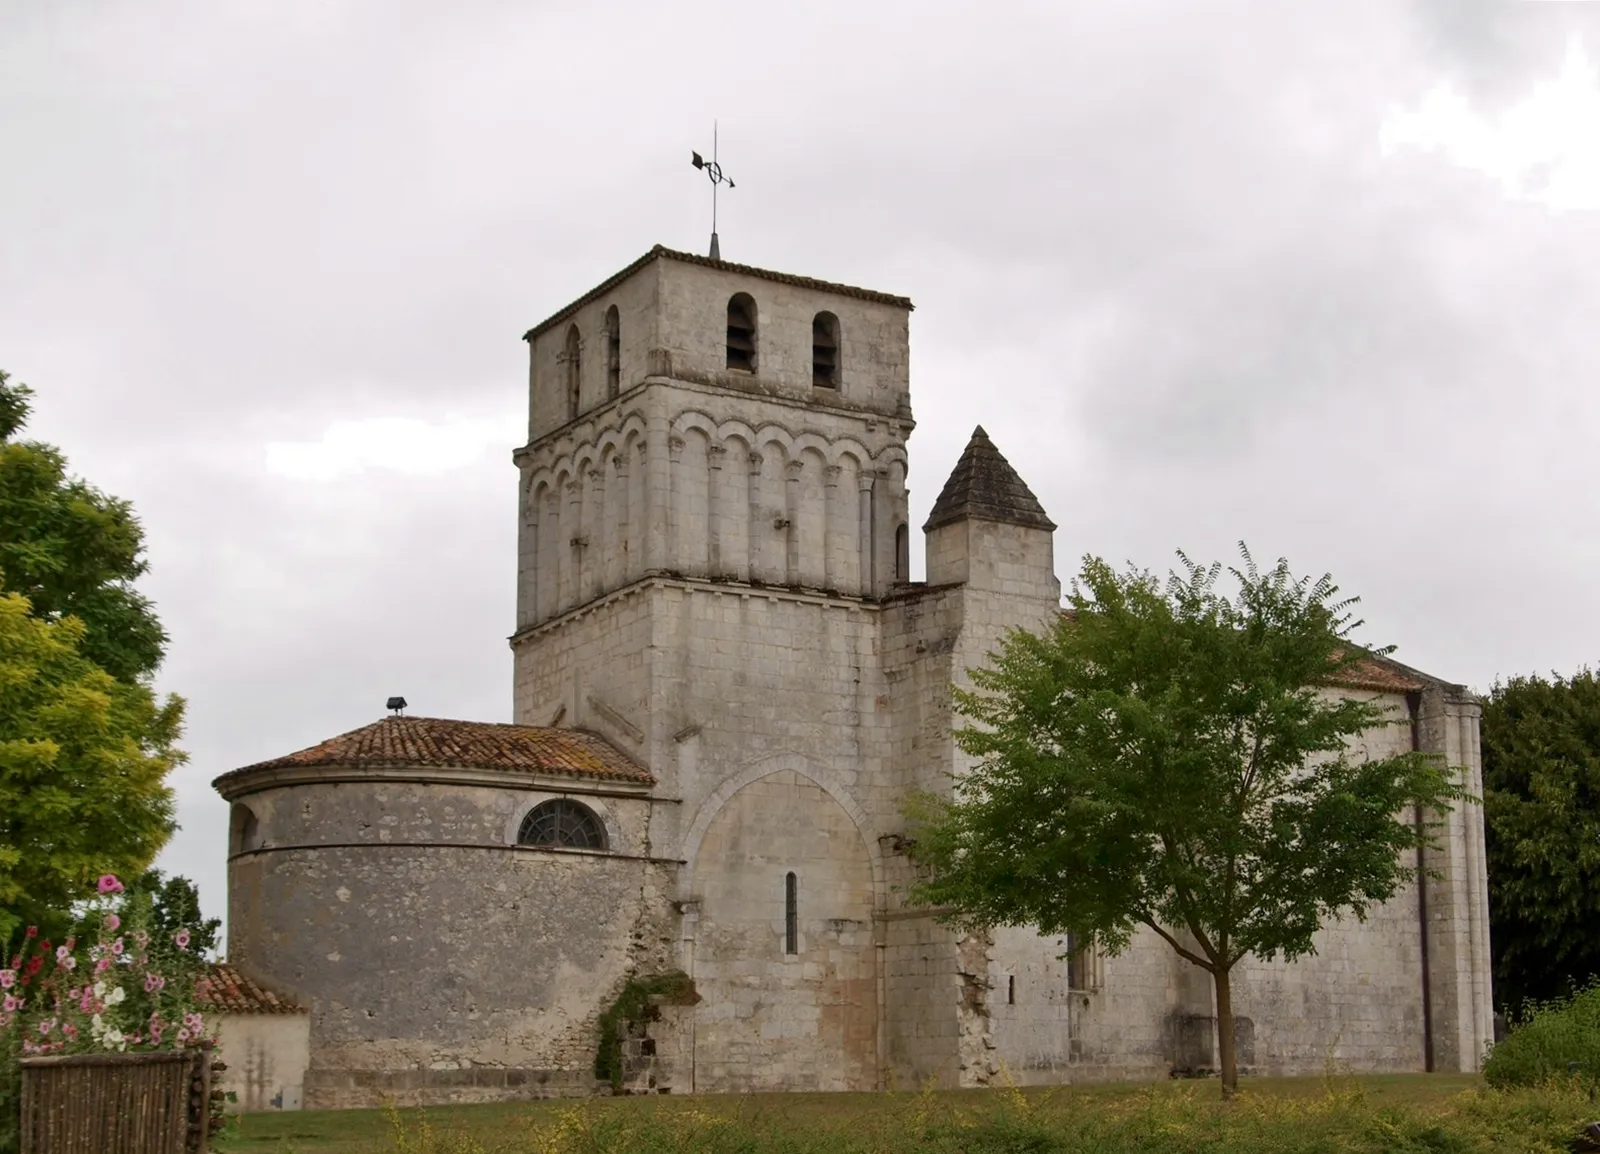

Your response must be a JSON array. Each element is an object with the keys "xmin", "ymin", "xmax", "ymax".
[
  {"xmin": 225, "ymin": 779, "xmax": 675, "ymax": 1109},
  {"xmin": 689, "ymin": 770, "xmax": 877, "ymax": 1092},
  {"xmin": 979, "ymin": 691, "xmax": 1453, "ymax": 1083}
]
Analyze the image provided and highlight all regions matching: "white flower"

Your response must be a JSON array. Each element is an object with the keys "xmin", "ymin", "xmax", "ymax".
[
  {"xmin": 92, "ymin": 981, "xmax": 107, "ymax": 997},
  {"xmin": 106, "ymin": 986, "xmax": 125, "ymax": 1006}
]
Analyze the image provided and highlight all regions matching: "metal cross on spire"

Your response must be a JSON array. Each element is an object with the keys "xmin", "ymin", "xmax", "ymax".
[{"xmin": 691, "ymin": 121, "xmax": 735, "ymax": 261}]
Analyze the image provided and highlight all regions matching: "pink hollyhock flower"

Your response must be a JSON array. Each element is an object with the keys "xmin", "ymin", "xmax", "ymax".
[
  {"xmin": 38, "ymin": 1018, "xmax": 55, "ymax": 1035},
  {"xmin": 24, "ymin": 927, "xmax": 36, "ymax": 939},
  {"xmin": 175, "ymin": 1028, "xmax": 189, "ymax": 1045},
  {"xmin": 97, "ymin": 875, "xmax": 123, "ymax": 894},
  {"xmin": 2, "ymin": 995, "xmax": 20, "ymax": 1012},
  {"xmin": 133, "ymin": 931, "xmax": 148, "ymax": 949},
  {"xmin": 183, "ymin": 1012, "xmax": 204, "ymax": 1033},
  {"xmin": 109, "ymin": 938, "xmax": 124, "ymax": 956},
  {"xmin": 62, "ymin": 1023, "xmax": 76, "ymax": 1038},
  {"xmin": 0, "ymin": 970, "xmax": 14, "ymax": 989},
  {"xmin": 55, "ymin": 946, "xmax": 70, "ymax": 965},
  {"xmin": 60, "ymin": 956, "xmax": 76, "ymax": 971},
  {"xmin": 143, "ymin": 973, "xmax": 165, "ymax": 994},
  {"xmin": 104, "ymin": 914, "xmax": 120, "ymax": 932},
  {"xmin": 173, "ymin": 930, "xmax": 191, "ymax": 950},
  {"xmin": 95, "ymin": 958, "xmax": 111, "ymax": 974}
]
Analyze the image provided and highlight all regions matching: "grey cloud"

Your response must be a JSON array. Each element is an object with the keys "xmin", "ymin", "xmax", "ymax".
[{"xmin": 3, "ymin": 0, "xmax": 1597, "ymax": 929}]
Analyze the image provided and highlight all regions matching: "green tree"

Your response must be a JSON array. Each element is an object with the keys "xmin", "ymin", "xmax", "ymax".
[
  {"xmin": 129, "ymin": 867, "xmax": 222, "ymax": 959},
  {"xmin": 1482, "ymin": 669, "xmax": 1600, "ymax": 1012},
  {"xmin": 906, "ymin": 548, "xmax": 1461, "ymax": 1097},
  {"xmin": 0, "ymin": 370, "xmax": 167, "ymax": 684},
  {"xmin": 0, "ymin": 584, "xmax": 182, "ymax": 943}
]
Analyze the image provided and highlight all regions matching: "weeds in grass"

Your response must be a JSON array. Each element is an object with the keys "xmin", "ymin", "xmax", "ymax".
[{"xmin": 342, "ymin": 1078, "xmax": 1596, "ymax": 1154}]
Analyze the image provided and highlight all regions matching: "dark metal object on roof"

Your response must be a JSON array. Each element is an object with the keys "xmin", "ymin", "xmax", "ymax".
[{"xmin": 692, "ymin": 122, "xmax": 736, "ymax": 260}]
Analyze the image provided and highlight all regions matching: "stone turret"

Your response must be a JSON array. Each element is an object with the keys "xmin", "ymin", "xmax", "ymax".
[{"xmin": 924, "ymin": 425, "xmax": 1059, "ymax": 602}]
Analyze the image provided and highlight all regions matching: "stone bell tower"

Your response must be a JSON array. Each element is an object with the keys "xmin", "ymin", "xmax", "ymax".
[
  {"xmin": 509, "ymin": 244, "xmax": 916, "ymax": 804},
  {"xmin": 508, "ymin": 246, "xmax": 919, "ymax": 1091}
]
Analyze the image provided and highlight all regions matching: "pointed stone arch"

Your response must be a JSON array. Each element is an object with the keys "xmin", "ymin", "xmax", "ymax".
[
  {"xmin": 679, "ymin": 753, "xmax": 882, "ymax": 901},
  {"xmin": 679, "ymin": 755, "xmax": 881, "ymax": 1092}
]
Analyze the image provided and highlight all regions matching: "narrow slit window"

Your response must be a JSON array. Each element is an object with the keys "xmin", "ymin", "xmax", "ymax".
[
  {"xmin": 1066, "ymin": 931, "xmax": 1089, "ymax": 991},
  {"xmin": 564, "ymin": 324, "xmax": 582, "ymax": 421},
  {"xmin": 604, "ymin": 306, "xmax": 621, "ymax": 399},
  {"xmin": 1008, "ymin": 975, "xmax": 1015, "ymax": 1005},
  {"xmin": 784, "ymin": 871, "xmax": 798, "ymax": 955},
  {"xmin": 812, "ymin": 312, "xmax": 839, "ymax": 387},
  {"xmin": 727, "ymin": 293, "xmax": 757, "ymax": 373},
  {"xmin": 895, "ymin": 523, "xmax": 909, "ymax": 582}
]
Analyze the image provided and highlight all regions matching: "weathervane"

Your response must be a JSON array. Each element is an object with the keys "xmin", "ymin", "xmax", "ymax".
[{"xmin": 691, "ymin": 121, "xmax": 735, "ymax": 261}]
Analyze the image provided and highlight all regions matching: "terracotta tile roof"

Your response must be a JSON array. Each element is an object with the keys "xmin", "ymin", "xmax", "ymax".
[
  {"xmin": 199, "ymin": 963, "xmax": 305, "ymax": 1015},
  {"xmin": 1329, "ymin": 652, "xmax": 1430, "ymax": 694},
  {"xmin": 925, "ymin": 426, "xmax": 1056, "ymax": 533},
  {"xmin": 220, "ymin": 716, "xmax": 654, "ymax": 785},
  {"xmin": 1055, "ymin": 609, "xmax": 1433, "ymax": 694},
  {"xmin": 524, "ymin": 245, "xmax": 914, "ymax": 340}
]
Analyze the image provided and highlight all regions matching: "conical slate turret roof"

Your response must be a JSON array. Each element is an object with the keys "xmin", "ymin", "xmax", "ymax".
[{"xmin": 923, "ymin": 426, "xmax": 1056, "ymax": 533}]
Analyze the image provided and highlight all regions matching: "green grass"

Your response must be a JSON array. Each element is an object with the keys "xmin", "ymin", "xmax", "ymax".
[{"xmin": 212, "ymin": 1073, "xmax": 1599, "ymax": 1154}]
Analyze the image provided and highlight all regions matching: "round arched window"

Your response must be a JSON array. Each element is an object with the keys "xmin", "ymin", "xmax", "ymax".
[
  {"xmin": 516, "ymin": 799, "xmax": 607, "ymax": 850},
  {"xmin": 230, "ymin": 803, "xmax": 260, "ymax": 855}
]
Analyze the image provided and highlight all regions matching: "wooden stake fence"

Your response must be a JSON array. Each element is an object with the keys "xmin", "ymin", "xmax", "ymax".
[{"xmin": 18, "ymin": 1045, "xmax": 211, "ymax": 1154}]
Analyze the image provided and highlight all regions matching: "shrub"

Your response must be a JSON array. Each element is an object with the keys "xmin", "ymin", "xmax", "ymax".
[
  {"xmin": 1483, "ymin": 981, "xmax": 1600, "ymax": 1089},
  {"xmin": 0, "ymin": 873, "xmax": 217, "ymax": 1154},
  {"xmin": 593, "ymin": 971, "xmax": 698, "ymax": 1090}
]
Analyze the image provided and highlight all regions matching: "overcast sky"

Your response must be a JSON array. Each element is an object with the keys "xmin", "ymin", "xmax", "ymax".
[{"xmin": 4, "ymin": 0, "xmax": 1598, "ymax": 937}]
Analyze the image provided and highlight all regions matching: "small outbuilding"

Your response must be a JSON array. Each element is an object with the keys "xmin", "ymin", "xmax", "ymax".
[{"xmin": 203, "ymin": 962, "xmax": 310, "ymax": 1111}]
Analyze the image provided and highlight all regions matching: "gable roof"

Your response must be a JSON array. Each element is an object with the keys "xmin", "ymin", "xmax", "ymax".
[
  {"xmin": 524, "ymin": 245, "xmax": 914, "ymax": 341},
  {"xmin": 924, "ymin": 426, "xmax": 1057, "ymax": 533},
  {"xmin": 214, "ymin": 716, "xmax": 653, "ymax": 788},
  {"xmin": 199, "ymin": 963, "xmax": 305, "ymax": 1015}
]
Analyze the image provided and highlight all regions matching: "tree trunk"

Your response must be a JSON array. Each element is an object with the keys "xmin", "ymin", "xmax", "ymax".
[{"xmin": 1214, "ymin": 964, "xmax": 1237, "ymax": 1098}]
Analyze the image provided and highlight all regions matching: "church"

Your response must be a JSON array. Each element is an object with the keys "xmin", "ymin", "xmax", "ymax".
[{"xmin": 213, "ymin": 246, "xmax": 1494, "ymax": 1109}]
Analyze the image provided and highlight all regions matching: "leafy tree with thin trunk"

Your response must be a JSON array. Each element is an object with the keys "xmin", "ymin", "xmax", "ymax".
[
  {"xmin": 0, "ymin": 370, "xmax": 186, "ymax": 945},
  {"xmin": 906, "ymin": 547, "xmax": 1462, "ymax": 1097},
  {"xmin": 0, "ymin": 586, "xmax": 183, "ymax": 942},
  {"xmin": 1481, "ymin": 668, "xmax": 1600, "ymax": 1013}
]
